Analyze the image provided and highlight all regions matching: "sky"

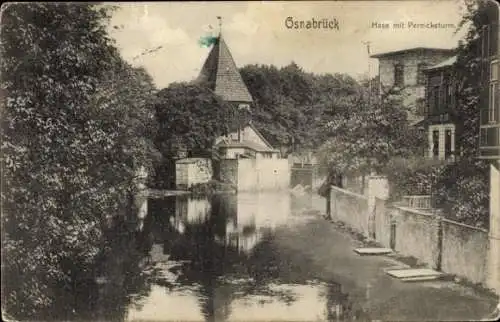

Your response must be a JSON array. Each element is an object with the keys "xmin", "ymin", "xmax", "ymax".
[{"xmin": 108, "ymin": 1, "xmax": 469, "ymax": 89}]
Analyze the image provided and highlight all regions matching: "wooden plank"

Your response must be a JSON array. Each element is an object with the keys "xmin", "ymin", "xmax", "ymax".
[
  {"xmin": 386, "ymin": 268, "xmax": 443, "ymax": 279},
  {"xmin": 353, "ymin": 248, "xmax": 393, "ymax": 255}
]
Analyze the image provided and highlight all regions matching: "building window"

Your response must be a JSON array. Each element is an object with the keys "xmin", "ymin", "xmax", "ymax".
[
  {"xmin": 441, "ymin": 79, "xmax": 448, "ymax": 109},
  {"xmin": 481, "ymin": 25, "xmax": 490, "ymax": 59},
  {"xmin": 432, "ymin": 130, "xmax": 439, "ymax": 159},
  {"xmin": 431, "ymin": 86, "xmax": 440, "ymax": 114},
  {"xmin": 490, "ymin": 83, "xmax": 498, "ymax": 123},
  {"xmin": 394, "ymin": 63, "xmax": 404, "ymax": 87},
  {"xmin": 417, "ymin": 63, "xmax": 428, "ymax": 85},
  {"xmin": 491, "ymin": 60, "xmax": 498, "ymax": 81},
  {"xmin": 445, "ymin": 129, "xmax": 453, "ymax": 159},
  {"xmin": 490, "ymin": 61, "xmax": 498, "ymax": 123}
]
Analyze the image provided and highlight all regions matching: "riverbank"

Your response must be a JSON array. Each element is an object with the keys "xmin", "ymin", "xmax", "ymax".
[
  {"xmin": 143, "ymin": 180, "xmax": 236, "ymax": 199},
  {"xmin": 143, "ymin": 189, "xmax": 190, "ymax": 198},
  {"xmin": 270, "ymin": 210, "xmax": 498, "ymax": 321}
]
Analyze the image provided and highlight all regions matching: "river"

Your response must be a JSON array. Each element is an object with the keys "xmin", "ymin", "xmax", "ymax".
[
  {"xmin": 37, "ymin": 190, "xmax": 497, "ymax": 321},
  {"xmin": 89, "ymin": 191, "xmax": 371, "ymax": 321}
]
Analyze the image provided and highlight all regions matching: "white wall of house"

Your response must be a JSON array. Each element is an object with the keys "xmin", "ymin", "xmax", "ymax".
[
  {"xmin": 237, "ymin": 158, "xmax": 290, "ymax": 191},
  {"xmin": 428, "ymin": 124, "xmax": 456, "ymax": 160}
]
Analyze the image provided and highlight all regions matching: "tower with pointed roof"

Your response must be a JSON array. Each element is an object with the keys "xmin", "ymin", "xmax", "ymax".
[
  {"xmin": 197, "ymin": 35, "xmax": 253, "ymax": 105},
  {"xmin": 193, "ymin": 27, "xmax": 289, "ymax": 191},
  {"xmin": 197, "ymin": 32, "xmax": 279, "ymax": 160}
]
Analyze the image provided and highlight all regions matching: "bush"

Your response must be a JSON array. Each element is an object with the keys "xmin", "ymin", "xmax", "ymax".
[
  {"xmin": 383, "ymin": 157, "xmax": 447, "ymax": 202},
  {"xmin": 434, "ymin": 158, "xmax": 490, "ymax": 228},
  {"xmin": 383, "ymin": 156, "xmax": 490, "ymax": 228}
]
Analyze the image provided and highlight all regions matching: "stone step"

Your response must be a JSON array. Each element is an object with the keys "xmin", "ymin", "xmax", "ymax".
[
  {"xmin": 386, "ymin": 268, "xmax": 444, "ymax": 282},
  {"xmin": 353, "ymin": 247, "xmax": 393, "ymax": 255}
]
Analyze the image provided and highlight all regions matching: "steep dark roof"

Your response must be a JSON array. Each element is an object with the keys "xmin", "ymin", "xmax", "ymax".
[
  {"xmin": 370, "ymin": 47, "xmax": 455, "ymax": 58},
  {"xmin": 197, "ymin": 36, "xmax": 253, "ymax": 103}
]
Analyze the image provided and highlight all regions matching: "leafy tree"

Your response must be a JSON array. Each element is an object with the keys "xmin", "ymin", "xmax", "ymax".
[
  {"xmin": 1, "ymin": 3, "xmax": 158, "ymax": 318},
  {"xmin": 317, "ymin": 88, "xmax": 426, "ymax": 179},
  {"xmin": 239, "ymin": 63, "xmax": 361, "ymax": 154},
  {"xmin": 154, "ymin": 82, "xmax": 238, "ymax": 159}
]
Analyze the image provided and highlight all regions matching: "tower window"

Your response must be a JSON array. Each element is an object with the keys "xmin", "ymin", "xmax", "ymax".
[
  {"xmin": 394, "ymin": 63, "xmax": 404, "ymax": 87},
  {"xmin": 417, "ymin": 63, "xmax": 428, "ymax": 85}
]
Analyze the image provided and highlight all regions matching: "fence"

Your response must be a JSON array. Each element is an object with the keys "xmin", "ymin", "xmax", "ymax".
[
  {"xmin": 330, "ymin": 184, "xmax": 495, "ymax": 291},
  {"xmin": 401, "ymin": 195, "xmax": 432, "ymax": 210}
]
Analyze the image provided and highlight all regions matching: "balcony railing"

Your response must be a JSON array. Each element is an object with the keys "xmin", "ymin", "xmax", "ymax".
[{"xmin": 401, "ymin": 195, "xmax": 432, "ymax": 210}]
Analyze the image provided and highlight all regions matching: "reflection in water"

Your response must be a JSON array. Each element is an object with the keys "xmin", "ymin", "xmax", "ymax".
[
  {"xmin": 122, "ymin": 192, "xmax": 367, "ymax": 322},
  {"xmin": 38, "ymin": 192, "xmax": 367, "ymax": 321}
]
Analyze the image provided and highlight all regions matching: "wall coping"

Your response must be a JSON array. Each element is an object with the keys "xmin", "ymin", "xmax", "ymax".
[
  {"xmin": 331, "ymin": 185, "xmax": 368, "ymax": 200},
  {"xmin": 392, "ymin": 205, "xmax": 437, "ymax": 218},
  {"xmin": 442, "ymin": 218, "xmax": 489, "ymax": 233},
  {"xmin": 392, "ymin": 206, "xmax": 490, "ymax": 233}
]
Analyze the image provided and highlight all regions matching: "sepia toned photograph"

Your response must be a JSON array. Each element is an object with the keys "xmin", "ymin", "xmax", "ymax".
[{"xmin": 1, "ymin": 0, "xmax": 500, "ymax": 321}]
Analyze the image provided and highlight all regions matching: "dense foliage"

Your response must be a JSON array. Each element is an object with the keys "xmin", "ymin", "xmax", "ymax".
[
  {"xmin": 430, "ymin": 0, "xmax": 493, "ymax": 228},
  {"xmin": 152, "ymin": 82, "xmax": 241, "ymax": 188},
  {"xmin": 317, "ymin": 87, "xmax": 426, "ymax": 177},
  {"xmin": 1, "ymin": 3, "xmax": 158, "ymax": 318},
  {"xmin": 154, "ymin": 82, "xmax": 238, "ymax": 159},
  {"xmin": 379, "ymin": 0, "xmax": 492, "ymax": 228},
  {"xmin": 239, "ymin": 62, "xmax": 360, "ymax": 154}
]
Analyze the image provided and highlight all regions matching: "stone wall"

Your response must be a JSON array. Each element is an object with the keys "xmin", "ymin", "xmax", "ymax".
[
  {"xmin": 175, "ymin": 158, "xmax": 213, "ymax": 189},
  {"xmin": 392, "ymin": 207, "xmax": 441, "ymax": 269},
  {"xmin": 237, "ymin": 158, "xmax": 290, "ymax": 191},
  {"xmin": 330, "ymin": 186, "xmax": 369, "ymax": 235},
  {"xmin": 441, "ymin": 219, "xmax": 489, "ymax": 285},
  {"xmin": 331, "ymin": 179, "xmax": 498, "ymax": 294},
  {"xmin": 219, "ymin": 159, "xmax": 238, "ymax": 186}
]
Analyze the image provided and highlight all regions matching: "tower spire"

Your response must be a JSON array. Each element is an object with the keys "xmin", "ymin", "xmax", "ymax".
[{"xmin": 217, "ymin": 16, "xmax": 222, "ymax": 36}]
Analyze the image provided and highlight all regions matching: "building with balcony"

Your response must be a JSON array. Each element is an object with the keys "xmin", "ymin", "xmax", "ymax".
[
  {"xmin": 423, "ymin": 56, "xmax": 458, "ymax": 160},
  {"xmin": 371, "ymin": 47, "xmax": 456, "ymax": 126},
  {"xmin": 476, "ymin": 0, "xmax": 500, "ymax": 296},
  {"xmin": 478, "ymin": 4, "xmax": 500, "ymax": 160}
]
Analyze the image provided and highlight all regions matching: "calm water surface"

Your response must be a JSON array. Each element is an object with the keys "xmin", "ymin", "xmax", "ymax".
[{"xmin": 93, "ymin": 192, "xmax": 368, "ymax": 322}]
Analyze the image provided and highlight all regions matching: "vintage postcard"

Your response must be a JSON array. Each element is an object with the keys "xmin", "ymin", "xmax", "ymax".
[{"xmin": 1, "ymin": 0, "xmax": 500, "ymax": 321}]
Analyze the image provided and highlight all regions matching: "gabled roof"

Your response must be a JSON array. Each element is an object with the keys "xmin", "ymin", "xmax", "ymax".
[
  {"xmin": 197, "ymin": 36, "xmax": 253, "ymax": 103},
  {"xmin": 370, "ymin": 47, "xmax": 455, "ymax": 59},
  {"xmin": 424, "ymin": 55, "xmax": 457, "ymax": 71},
  {"xmin": 246, "ymin": 122, "xmax": 274, "ymax": 150}
]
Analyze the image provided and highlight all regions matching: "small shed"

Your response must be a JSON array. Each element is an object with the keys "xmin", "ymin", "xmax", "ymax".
[{"xmin": 175, "ymin": 158, "xmax": 213, "ymax": 190}]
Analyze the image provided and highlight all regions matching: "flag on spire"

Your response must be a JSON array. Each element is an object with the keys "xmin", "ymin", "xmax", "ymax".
[
  {"xmin": 198, "ymin": 21, "xmax": 219, "ymax": 48},
  {"xmin": 198, "ymin": 35, "xmax": 218, "ymax": 48}
]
